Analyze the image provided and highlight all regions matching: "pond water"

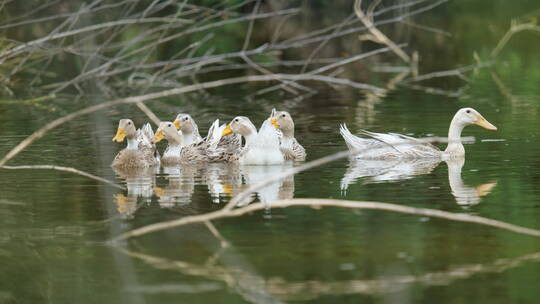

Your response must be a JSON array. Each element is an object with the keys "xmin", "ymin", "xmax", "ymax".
[{"xmin": 1, "ymin": 0, "xmax": 540, "ymax": 303}]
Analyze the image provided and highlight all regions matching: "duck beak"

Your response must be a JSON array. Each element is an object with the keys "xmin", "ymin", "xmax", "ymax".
[
  {"xmin": 222, "ymin": 124, "xmax": 233, "ymax": 136},
  {"xmin": 112, "ymin": 127, "xmax": 126, "ymax": 142},
  {"xmin": 173, "ymin": 119, "xmax": 181, "ymax": 130},
  {"xmin": 474, "ymin": 116, "xmax": 497, "ymax": 131},
  {"xmin": 153, "ymin": 129, "xmax": 165, "ymax": 143},
  {"xmin": 270, "ymin": 118, "xmax": 280, "ymax": 129},
  {"xmin": 475, "ymin": 181, "xmax": 497, "ymax": 197},
  {"xmin": 153, "ymin": 186, "xmax": 165, "ymax": 196},
  {"xmin": 222, "ymin": 184, "xmax": 233, "ymax": 195}
]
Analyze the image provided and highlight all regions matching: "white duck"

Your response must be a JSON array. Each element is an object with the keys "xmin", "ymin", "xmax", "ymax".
[
  {"xmin": 340, "ymin": 108, "xmax": 497, "ymax": 160},
  {"xmin": 221, "ymin": 116, "xmax": 285, "ymax": 165}
]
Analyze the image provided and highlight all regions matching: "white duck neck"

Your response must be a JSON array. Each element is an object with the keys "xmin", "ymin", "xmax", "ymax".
[
  {"xmin": 241, "ymin": 123, "xmax": 259, "ymax": 147},
  {"xmin": 444, "ymin": 115, "xmax": 466, "ymax": 155},
  {"xmin": 281, "ymin": 136, "xmax": 293, "ymax": 149},
  {"xmin": 167, "ymin": 132, "xmax": 183, "ymax": 147},
  {"xmin": 126, "ymin": 137, "xmax": 139, "ymax": 150},
  {"xmin": 182, "ymin": 132, "xmax": 194, "ymax": 146}
]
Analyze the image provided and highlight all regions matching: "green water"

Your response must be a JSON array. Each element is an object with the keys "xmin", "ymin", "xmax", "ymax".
[{"xmin": 2, "ymin": 0, "xmax": 540, "ymax": 303}]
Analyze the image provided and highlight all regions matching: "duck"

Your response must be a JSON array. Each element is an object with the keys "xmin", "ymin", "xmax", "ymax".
[
  {"xmin": 154, "ymin": 119, "xmax": 241, "ymax": 164},
  {"xmin": 173, "ymin": 113, "xmax": 203, "ymax": 146},
  {"xmin": 270, "ymin": 109, "xmax": 306, "ymax": 161},
  {"xmin": 111, "ymin": 119, "xmax": 160, "ymax": 168},
  {"xmin": 221, "ymin": 116, "xmax": 285, "ymax": 165},
  {"xmin": 153, "ymin": 121, "xmax": 212, "ymax": 164},
  {"xmin": 340, "ymin": 107, "xmax": 497, "ymax": 160}
]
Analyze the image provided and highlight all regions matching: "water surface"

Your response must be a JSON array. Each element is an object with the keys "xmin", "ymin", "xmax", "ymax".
[{"xmin": 1, "ymin": 0, "xmax": 540, "ymax": 303}]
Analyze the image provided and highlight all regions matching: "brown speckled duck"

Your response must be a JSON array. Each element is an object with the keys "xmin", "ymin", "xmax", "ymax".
[
  {"xmin": 155, "ymin": 119, "xmax": 241, "ymax": 165},
  {"xmin": 112, "ymin": 119, "xmax": 160, "ymax": 168},
  {"xmin": 270, "ymin": 109, "xmax": 306, "ymax": 161},
  {"xmin": 173, "ymin": 113, "xmax": 203, "ymax": 146}
]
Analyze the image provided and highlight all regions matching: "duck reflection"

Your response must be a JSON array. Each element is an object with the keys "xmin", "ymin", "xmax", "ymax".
[
  {"xmin": 238, "ymin": 164, "xmax": 295, "ymax": 206},
  {"xmin": 154, "ymin": 165, "xmax": 200, "ymax": 208},
  {"xmin": 203, "ymin": 163, "xmax": 242, "ymax": 204},
  {"xmin": 341, "ymin": 158, "xmax": 440, "ymax": 190},
  {"xmin": 112, "ymin": 166, "xmax": 156, "ymax": 218},
  {"xmin": 446, "ymin": 158, "xmax": 497, "ymax": 206},
  {"xmin": 341, "ymin": 157, "xmax": 496, "ymax": 206}
]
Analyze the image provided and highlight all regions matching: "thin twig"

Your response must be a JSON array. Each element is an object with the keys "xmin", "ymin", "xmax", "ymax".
[
  {"xmin": 354, "ymin": 0, "xmax": 410, "ymax": 63},
  {"xmin": 1, "ymin": 165, "xmax": 125, "ymax": 190}
]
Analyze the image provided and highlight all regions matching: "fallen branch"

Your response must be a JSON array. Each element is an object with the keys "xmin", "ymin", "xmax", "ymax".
[
  {"xmin": 113, "ymin": 198, "xmax": 540, "ymax": 241},
  {"xmin": 1, "ymin": 165, "xmax": 125, "ymax": 190}
]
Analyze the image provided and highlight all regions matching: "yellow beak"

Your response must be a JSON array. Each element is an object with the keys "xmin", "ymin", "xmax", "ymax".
[
  {"xmin": 222, "ymin": 184, "xmax": 233, "ymax": 195},
  {"xmin": 153, "ymin": 186, "xmax": 165, "ymax": 196},
  {"xmin": 475, "ymin": 182, "xmax": 497, "ymax": 197},
  {"xmin": 270, "ymin": 118, "xmax": 280, "ymax": 129},
  {"xmin": 173, "ymin": 120, "xmax": 181, "ymax": 130},
  {"xmin": 112, "ymin": 127, "xmax": 126, "ymax": 142},
  {"xmin": 153, "ymin": 129, "xmax": 165, "ymax": 143},
  {"xmin": 474, "ymin": 116, "xmax": 497, "ymax": 131},
  {"xmin": 222, "ymin": 124, "xmax": 233, "ymax": 136}
]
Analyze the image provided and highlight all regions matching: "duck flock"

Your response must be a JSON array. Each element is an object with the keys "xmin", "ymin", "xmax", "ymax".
[{"xmin": 111, "ymin": 107, "xmax": 496, "ymax": 169}]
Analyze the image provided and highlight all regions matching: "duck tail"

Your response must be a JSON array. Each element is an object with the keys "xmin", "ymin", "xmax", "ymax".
[
  {"xmin": 206, "ymin": 119, "xmax": 222, "ymax": 147},
  {"xmin": 339, "ymin": 123, "xmax": 364, "ymax": 152},
  {"xmin": 140, "ymin": 123, "xmax": 154, "ymax": 140}
]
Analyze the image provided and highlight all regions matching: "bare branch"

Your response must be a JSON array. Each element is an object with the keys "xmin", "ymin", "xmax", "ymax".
[
  {"xmin": 113, "ymin": 198, "xmax": 540, "ymax": 241},
  {"xmin": 1, "ymin": 165, "xmax": 125, "ymax": 190}
]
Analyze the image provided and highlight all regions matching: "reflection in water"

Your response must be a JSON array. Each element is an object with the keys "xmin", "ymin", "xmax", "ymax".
[
  {"xmin": 154, "ymin": 166, "xmax": 198, "ymax": 207},
  {"xmin": 113, "ymin": 167, "xmax": 156, "ymax": 218},
  {"xmin": 204, "ymin": 163, "xmax": 243, "ymax": 204},
  {"xmin": 112, "ymin": 162, "xmax": 295, "ymax": 215},
  {"xmin": 341, "ymin": 157, "xmax": 497, "ymax": 206},
  {"xmin": 446, "ymin": 158, "xmax": 497, "ymax": 206},
  {"xmin": 239, "ymin": 164, "xmax": 295, "ymax": 206},
  {"xmin": 118, "ymin": 245, "xmax": 540, "ymax": 302},
  {"xmin": 341, "ymin": 158, "xmax": 440, "ymax": 190}
]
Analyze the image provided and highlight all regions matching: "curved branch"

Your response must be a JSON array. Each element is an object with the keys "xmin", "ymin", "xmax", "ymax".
[{"xmin": 113, "ymin": 198, "xmax": 540, "ymax": 242}]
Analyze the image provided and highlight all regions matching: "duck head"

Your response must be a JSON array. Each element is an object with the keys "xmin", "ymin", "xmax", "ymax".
[
  {"xmin": 222, "ymin": 116, "xmax": 257, "ymax": 137},
  {"xmin": 112, "ymin": 119, "xmax": 137, "ymax": 142}
]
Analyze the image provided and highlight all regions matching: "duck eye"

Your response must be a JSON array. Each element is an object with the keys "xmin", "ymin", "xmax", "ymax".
[
  {"xmin": 234, "ymin": 118, "xmax": 239, "ymax": 122},
  {"xmin": 466, "ymin": 110, "xmax": 471, "ymax": 114},
  {"xmin": 127, "ymin": 121, "xmax": 131, "ymax": 125},
  {"xmin": 281, "ymin": 114, "xmax": 286, "ymax": 118},
  {"xmin": 168, "ymin": 123, "xmax": 172, "ymax": 127}
]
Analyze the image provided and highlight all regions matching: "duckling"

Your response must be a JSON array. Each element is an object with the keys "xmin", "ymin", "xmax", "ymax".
[
  {"xmin": 112, "ymin": 119, "xmax": 159, "ymax": 168},
  {"xmin": 270, "ymin": 110, "xmax": 306, "ymax": 161}
]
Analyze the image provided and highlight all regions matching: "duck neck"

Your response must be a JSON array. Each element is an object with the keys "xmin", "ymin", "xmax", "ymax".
[
  {"xmin": 183, "ymin": 132, "xmax": 195, "ymax": 146},
  {"xmin": 444, "ymin": 116, "xmax": 465, "ymax": 155},
  {"xmin": 126, "ymin": 136, "xmax": 138, "ymax": 150},
  {"xmin": 243, "ymin": 132, "xmax": 257, "ymax": 147},
  {"xmin": 242, "ymin": 123, "xmax": 259, "ymax": 147},
  {"xmin": 282, "ymin": 127, "xmax": 294, "ymax": 139},
  {"xmin": 167, "ymin": 132, "xmax": 183, "ymax": 147},
  {"xmin": 281, "ymin": 135, "xmax": 293, "ymax": 149}
]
